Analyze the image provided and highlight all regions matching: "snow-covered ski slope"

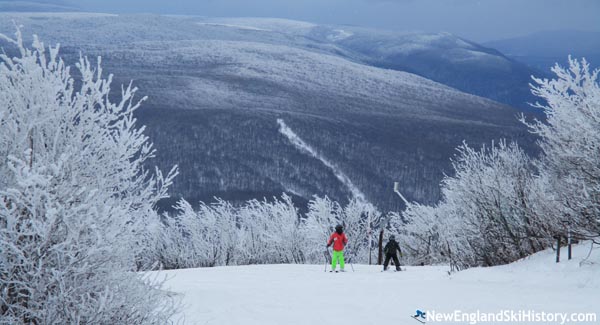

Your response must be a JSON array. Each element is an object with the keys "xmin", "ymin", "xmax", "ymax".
[{"xmin": 164, "ymin": 243, "xmax": 599, "ymax": 324}]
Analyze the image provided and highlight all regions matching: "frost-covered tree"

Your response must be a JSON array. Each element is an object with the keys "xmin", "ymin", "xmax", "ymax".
[
  {"xmin": 306, "ymin": 196, "xmax": 381, "ymax": 263},
  {"xmin": 402, "ymin": 141, "xmax": 548, "ymax": 269},
  {"xmin": 238, "ymin": 194, "xmax": 309, "ymax": 264},
  {"xmin": 159, "ymin": 195, "xmax": 315, "ymax": 268},
  {"xmin": 158, "ymin": 194, "xmax": 385, "ymax": 268},
  {"xmin": 0, "ymin": 29, "xmax": 178, "ymax": 323},
  {"xmin": 305, "ymin": 196, "xmax": 343, "ymax": 242},
  {"xmin": 341, "ymin": 198, "xmax": 381, "ymax": 263},
  {"xmin": 399, "ymin": 57, "xmax": 600, "ymax": 269},
  {"xmin": 525, "ymin": 57, "xmax": 600, "ymax": 239}
]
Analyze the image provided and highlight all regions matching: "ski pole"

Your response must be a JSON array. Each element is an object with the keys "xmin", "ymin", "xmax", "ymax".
[
  {"xmin": 346, "ymin": 247, "xmax": 355, "ymax": 272},
  {"xmin": 323, "ymin": 248, "xmax": 330, "ymax": 272}
]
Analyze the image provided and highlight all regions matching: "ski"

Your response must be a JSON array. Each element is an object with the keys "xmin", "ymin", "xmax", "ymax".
[{"xmin": 411, "ymin": 315, "xmax": 426, "ymax": 324}]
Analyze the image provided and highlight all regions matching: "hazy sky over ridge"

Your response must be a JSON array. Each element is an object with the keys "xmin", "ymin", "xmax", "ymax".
[{"xmin": 6, "ymin": 0, "xmax": 600, "ymax": 41}]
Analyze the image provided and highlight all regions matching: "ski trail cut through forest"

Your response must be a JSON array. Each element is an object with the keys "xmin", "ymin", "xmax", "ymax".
[{"xmin": 277, "ymin": 119, "xmax": 366, "ymax": 201}]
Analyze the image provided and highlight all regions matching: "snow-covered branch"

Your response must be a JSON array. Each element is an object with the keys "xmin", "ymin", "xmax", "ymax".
[
  {"xmin": 158, "ymin": 194, "xmax": 389, "ymax": 268},
  {"xmin": 400, "ymin": 57, "xmax": 600, "ymax": 270},
  {"xmin": 0, "ymin": 29, "xmax": 178, "ymax": 323}
]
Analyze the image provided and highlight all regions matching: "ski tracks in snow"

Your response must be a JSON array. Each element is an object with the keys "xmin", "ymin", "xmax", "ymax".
[{"xmin": 277, "ymin": 118, "xmax": 366, "ymax": 201}]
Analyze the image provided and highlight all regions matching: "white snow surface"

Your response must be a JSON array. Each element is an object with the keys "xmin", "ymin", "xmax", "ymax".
[
  {"xmin": 164, "ymin": 243, "xmax": 600, "ymax": 324},
  {"xmin": 327, "ymin": 29, "xmax": 354, "ymax": 41}
]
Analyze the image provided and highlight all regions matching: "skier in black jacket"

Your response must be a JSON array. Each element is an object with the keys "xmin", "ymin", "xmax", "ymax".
[{"xmin": 383, "ymin": 235, "xmax": 403, "ymax": 271}]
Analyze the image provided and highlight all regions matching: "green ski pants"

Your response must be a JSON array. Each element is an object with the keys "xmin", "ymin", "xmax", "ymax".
[{"xmin": 331, "ymin": 250, "xmax": 345, "ymax": 270}]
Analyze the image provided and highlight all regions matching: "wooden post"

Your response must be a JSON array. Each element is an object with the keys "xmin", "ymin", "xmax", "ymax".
[
  {"xmin": 555, "ymin": 236, "xmax": 561, "ymax": 263},
  {"xmin": 568, "ymin": 228, "xmax": 572, "ymax": 260},
  {"xmin": 367, "ymin": 212, "xmax": 372, "ymax": 265},
  {"xmin": 377, "ymin": 229, "xmax": 384, "ymax": 265}
]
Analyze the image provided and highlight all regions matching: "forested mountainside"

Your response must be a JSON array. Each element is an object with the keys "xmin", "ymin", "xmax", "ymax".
[{"xmin": 0, "ymin": 13, "xmax": 535, "ymax": 210}]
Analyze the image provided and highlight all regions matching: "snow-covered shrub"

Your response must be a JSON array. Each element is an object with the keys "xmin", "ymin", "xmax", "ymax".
[
  {"xmin": 402, "ymin": 141, "xmax": 549, "ymax": 268},
  {"xmin": 158, "ymin": 198, "xmax": 239, "ymax": 269},
  {"xmin": 399, "ymin": 203, "xmax": 453, "ymax": 266},
  {"xmin": 399, "ymin": 57, "xmax": 600, "ymax": 269},
  {"xmin": 341, "ymin": 198, "xmax": 381, "ymax": 263},
  {"xmin": 241, "ymin": 194, "xmax": 309, "ymax": 264},
  {"xmin": 159, "ymin": 194, "xmax": 314, "ymax": 268},
  {"xmin": 524, "ymin": 57, "xmax": 600, "ymax": 239},
  {"xmin": 158, "ymin": 194, "xmax": 385, "ymax": 267},
  {"xmin": 305, "ymin": 196, "xmax": 344, "ymax": 249},
  {"xmin": 306, "ymin": 196, "xmax": 381, "ymax": 264},
  {"xmin": 0, "ymin": 29, "xmax": 178, "ymax": 323}
]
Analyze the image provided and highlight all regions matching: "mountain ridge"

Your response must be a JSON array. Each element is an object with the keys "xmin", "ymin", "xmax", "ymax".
[
  {"xmin": 484, "ymin": 30, "xmax": 600, "ymax": 71},
  {"xmin": 0, "ymin": 13, "xmax": 536, "ymax": 210}
]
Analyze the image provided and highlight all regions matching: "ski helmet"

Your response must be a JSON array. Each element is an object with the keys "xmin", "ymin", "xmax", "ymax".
[
  {"xmin": 389, "ymin": 235, "xmax": 396, "ymax": 240},
  {"xmin": 335, "ymin": 224, "xmax": 343, "ymax": 233}
]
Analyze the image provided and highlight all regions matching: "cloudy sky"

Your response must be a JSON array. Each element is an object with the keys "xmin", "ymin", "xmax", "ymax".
[{"xmin": 23, "ymin": 0, "xmax": 600, "ymax": 41}]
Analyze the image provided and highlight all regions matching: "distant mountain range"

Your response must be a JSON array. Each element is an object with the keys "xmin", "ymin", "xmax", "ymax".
[
  {"xmin": 484, "ymin": 30, "xmax": 600, "ymax": 72},
  {"xmin": 190, "ymin": 18, "xmax": 545, "ymax": 111},
  {"xmin": 0, "ymin": 0, "xmax": 76, "ymax": 12},
  {"xmin": 307, "ymin": 25, "xmax": 543, "ymax": 111},
  {"xmin": 0, "ymin": 13, "xmax": 536, "ymax": 211}
]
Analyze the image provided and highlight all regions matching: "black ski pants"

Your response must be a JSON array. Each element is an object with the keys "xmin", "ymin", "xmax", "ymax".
[{"xmin": 383, "ymin": 253, "xmax": 401, "ymax": 270}]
